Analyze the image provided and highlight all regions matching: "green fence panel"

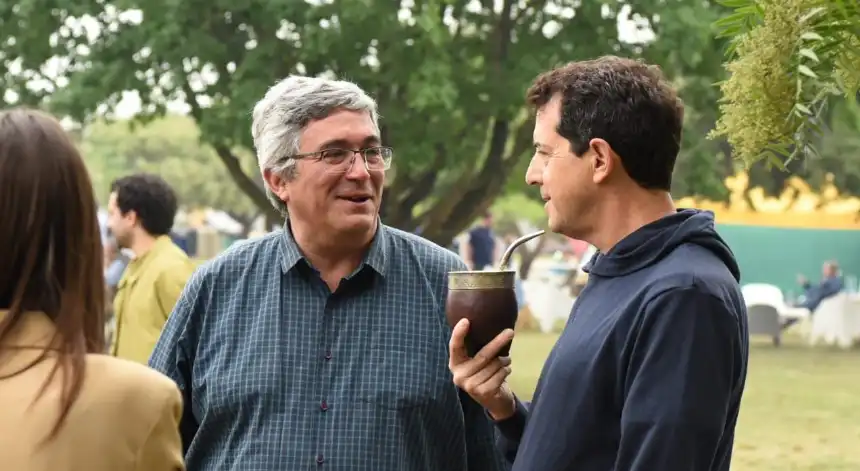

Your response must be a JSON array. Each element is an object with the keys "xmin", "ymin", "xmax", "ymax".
[{"xmin": 716, "ymin": 224, "xmax": 860, "ymax": 295}]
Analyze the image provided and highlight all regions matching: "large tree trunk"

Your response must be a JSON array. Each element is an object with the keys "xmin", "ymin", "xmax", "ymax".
[
  {"xmin": 381, "ymin": 0, "xmax": 528, "ymax": 246},
  {"xmin": 177, "ymin": 0, "xmax": 528, "ymax": 245},
  {"xmin": 413, "ymin": 116, "xmax": 534, "ymax": 247}
]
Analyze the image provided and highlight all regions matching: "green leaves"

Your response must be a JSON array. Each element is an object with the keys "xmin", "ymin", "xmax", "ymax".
[
  {"xmin": 714, "ymin": 0, "xmax": 765, "ymax": 57},
  {"xmin": 712, "ymin": 0, "xmax": 860, "ymax": 168},
  {"xmin": 799, "ymin": 47, "xmax": 821, "ymax": 62},
  {"xmin": 798, "ymin": 64, "xmax": 818, "ymax": 78},
  {"xmin": 800, "ymin": 31, "xmax": 825, "ymax": 41},
  {"xmin": 3, "ymin": 0, "xmax": 759, "ymax": 242},
  {"xmin": 82, "ymin": 115, "xmax": 260, "ymax": 218}
]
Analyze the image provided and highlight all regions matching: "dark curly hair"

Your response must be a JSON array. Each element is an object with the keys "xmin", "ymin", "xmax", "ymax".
[
  {"xmin": 110, "ymin": 173, "xmax": 178, "ymax": 237},
  {"xmin": 526, "ymin": 56, "xmax": 684, "ymax": 191}
]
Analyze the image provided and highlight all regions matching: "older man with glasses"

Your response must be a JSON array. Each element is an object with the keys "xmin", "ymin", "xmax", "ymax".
[{"xmin": 148, "ymin": 76, "xmax": 506, "ymax": 471}]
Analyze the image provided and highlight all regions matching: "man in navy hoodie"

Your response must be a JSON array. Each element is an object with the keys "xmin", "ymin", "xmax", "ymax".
[{"xmin": 448, "ymin": 56, "xmax": 749, "ymax": 471}]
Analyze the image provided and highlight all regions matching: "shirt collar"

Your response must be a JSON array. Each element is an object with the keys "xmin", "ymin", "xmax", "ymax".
[
  {"xmin": 128, "ymin": 234, "xmax": 174, "ymax": 263},
  {"xmin": 278, "ymin": 219, "xmax": 389, "ymax": 278}
]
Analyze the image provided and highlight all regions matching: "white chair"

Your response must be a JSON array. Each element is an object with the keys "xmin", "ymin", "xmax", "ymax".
[
  {"xmin": 809, "ymin": 293, "xmax": 860, "ymax": 349},
  {"xmin": 741, "ymin": 283, "xmax": 809, "ymax": 322},
  {"xmin": 746, "ymin": 304, "xmax": 781, "ymax": 346},
  {"xmin": 741, "ymin": 283, "xmax": 784, "ymax": 307}
]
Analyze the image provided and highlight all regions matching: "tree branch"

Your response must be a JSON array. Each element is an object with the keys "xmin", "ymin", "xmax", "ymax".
[
  {"xmin": 507, "ymin": 115, "xmax": 535, "ymax": 164},
  {"xmin": 420, "ymin": 116, "xmax": 519, "ymax": 244},
  {"xmin": 179, "ymin": 76, "xmax": 278, "ymax": 221},
  {"xmin": 493, "ymin": 0, "xmax": 515, "ymax": 72},
  {"xmin": 383, "ymin": 142, "xmax": 448, "ymax": 230}
]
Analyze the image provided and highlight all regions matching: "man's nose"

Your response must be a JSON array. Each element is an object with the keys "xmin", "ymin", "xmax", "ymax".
[
  {"xmin": 524, "ymin": 155, "xmax": 542, "ymax": 186},
  {"xmin": 344, "ymin": 154, "xmax": 371, "ymax": 180}
]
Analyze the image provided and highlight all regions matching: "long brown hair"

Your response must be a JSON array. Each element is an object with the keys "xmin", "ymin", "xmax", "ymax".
[{"xmin": 0, "ymin": 108, "xmax": 105, "ymax": 439}]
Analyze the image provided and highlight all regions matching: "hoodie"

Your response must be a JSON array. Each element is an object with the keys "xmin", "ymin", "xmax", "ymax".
[{"xmin": 495, "ymin": 209, "xmax": 749, "ymax": 471}]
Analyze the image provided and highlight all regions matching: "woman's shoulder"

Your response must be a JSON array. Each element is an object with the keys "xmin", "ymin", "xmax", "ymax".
[{"xmin": 83, "ymin": 354, "xmax": 181, "ymax": 408}]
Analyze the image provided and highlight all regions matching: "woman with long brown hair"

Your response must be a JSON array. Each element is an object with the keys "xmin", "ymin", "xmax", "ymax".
[{"xmin": 0, "ymin": 108, "xmax": 184, "ymax": 470}]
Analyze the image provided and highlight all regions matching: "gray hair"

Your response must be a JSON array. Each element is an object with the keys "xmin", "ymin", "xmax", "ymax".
[{"xmin": 251, "ymin": 75, "xmax": 379, "ymax": 215}]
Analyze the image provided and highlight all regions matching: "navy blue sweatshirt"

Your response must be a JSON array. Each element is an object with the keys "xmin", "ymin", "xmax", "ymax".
[{"xmin": 496, "ymin": 209, "xmax": 749, "ymax": 471}]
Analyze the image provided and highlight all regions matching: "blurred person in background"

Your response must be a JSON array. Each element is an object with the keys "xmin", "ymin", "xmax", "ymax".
[
  {"xmin": 149, "ymin": 76, "xmax": 505, "ymax": 471},
  {"xmin": 462, "ymin": 211, "xmax": 500, "ymax": 270},
  {"xmin": 107, "ymin": 174, "xmax": 196, "ymax": 364},
  {"xmin": 0, "ymin": 108, "xmax": 183, "ymax": 470},
  {"xmin": 103, "ymin": 236, "xmax": 130, "ymax": 348},
  {"xmin": 797, "ymin": 260, "xmax": 843, "ymax": 311},
  {"xmin": 783, "ymin": 260, "xmax": 844, "ymax": 330},
  {"xmin": 98, "ymin": 204, "xmax": 110, "ymax": 245},
  {"xmin": 104, "ymin": 236, "xmax": 131, "ymax": 296}
]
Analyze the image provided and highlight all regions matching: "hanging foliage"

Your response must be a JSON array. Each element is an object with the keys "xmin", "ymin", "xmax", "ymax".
[{"xmin": 710, "ymin": 0, "xmax": 860, "ymax": 167}]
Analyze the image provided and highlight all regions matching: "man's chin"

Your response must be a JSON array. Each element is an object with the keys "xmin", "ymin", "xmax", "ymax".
[
  {"xmin": 336, "ymin": 214, "xmax": 378, "ymax": 234},
  {"xmin": 547, "ymin": 217, "xmax": 571, "ymax": 238}
]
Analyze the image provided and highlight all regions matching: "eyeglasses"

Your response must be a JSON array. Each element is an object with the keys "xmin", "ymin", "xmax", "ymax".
[{"xmin": 291, "ymin": 146, "xmax": 394, "ymax": 174}]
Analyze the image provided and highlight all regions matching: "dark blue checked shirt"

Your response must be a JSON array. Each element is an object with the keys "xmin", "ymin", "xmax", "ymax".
[{"xmin": 149, "ymin": 223, "xmax": 507, "ymax": 471}]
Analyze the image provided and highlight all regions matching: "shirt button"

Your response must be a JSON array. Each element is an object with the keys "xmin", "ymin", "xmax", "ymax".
[
  {"xmin": 324, "ymin": 350, "xmax": 332, "ymax": 360},
  {"xmin": 320, "ymin": 400, "xmax": 328, "ymax": 411},
  {"xmin": 316, "ymin": 454, "xmax": 325, "ymax": 465}
]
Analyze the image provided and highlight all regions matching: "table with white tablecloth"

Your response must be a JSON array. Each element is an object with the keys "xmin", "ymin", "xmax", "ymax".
[{"xmin": 809, "ymin": 293, "xmax": 860, "ymax": 348}]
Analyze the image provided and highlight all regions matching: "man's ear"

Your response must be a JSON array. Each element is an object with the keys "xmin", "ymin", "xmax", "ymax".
[
  {"xmin": 124, "ymin": 209, "xmax": 139, "ymax": 227},
  {"xmin": 264, "ymin": 168, "xmax": 291, "ymax": 205},
  {"xmin": 588, "ymin": 138, "xmax": 615, "ymax": 184}
]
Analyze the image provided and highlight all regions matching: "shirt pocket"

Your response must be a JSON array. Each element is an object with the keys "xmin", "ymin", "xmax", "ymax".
[
  {"xmin": 203, "ymin": 352, "xmax": 286, "ymax": 417},
  {"xmin": 357, "ymin": 345, "xmax": 447, "ymax": 410}
]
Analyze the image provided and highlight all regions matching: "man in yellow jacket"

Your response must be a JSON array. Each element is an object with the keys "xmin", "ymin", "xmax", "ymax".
[{"xmin": 107, "ymin": 174, "xmax": 196, "ymax": 364}]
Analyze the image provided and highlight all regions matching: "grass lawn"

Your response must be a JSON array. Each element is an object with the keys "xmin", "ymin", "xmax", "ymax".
[{"xmin": 508, "ymin": 331, "xmax": 860, "ymax": 471}]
